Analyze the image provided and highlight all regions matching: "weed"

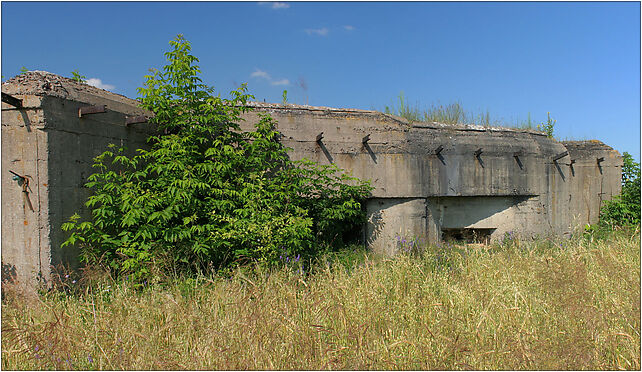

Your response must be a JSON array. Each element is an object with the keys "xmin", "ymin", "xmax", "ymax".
[
  {"xmin": 382, "ymin": 92, "xmax": 553, "ymax": 131},
  {"xmin": 70, "ymin": 70, "xmax": 86, "ymax": 83},
  {"xmin": 3, "ymin": 228, "xmax": 638, "ymax": 370},
  {"xmin": 537, "ymin": 112, "xmax": 555, "ymax": 138}
]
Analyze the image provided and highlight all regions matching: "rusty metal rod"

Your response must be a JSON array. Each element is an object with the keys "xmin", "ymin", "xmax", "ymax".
[
  {"xmin": 126, "ymin": 115, "xmax": 148, "ymax": 125},
  {"xmin": 2, "ymin": 92, "xmax": 22, "ymax": 108},
  {"xmin": 553, "ymin": 151, "xmax": 569, "ymax": 162},
  {"xmin": 78, "ymin": 105, "xmax": 106, "ymax": 118}
]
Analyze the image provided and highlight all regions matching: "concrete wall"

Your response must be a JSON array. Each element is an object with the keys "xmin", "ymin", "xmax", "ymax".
[
  {"xmin": 2, "ymin": 72, "xmax": 153, "ymax": 288},
  {"xmin": 366, "ymin": 198, "xmax": 427, "ymax": 255},
  {"xmin": 1, "ymin": 73, "xmax": 623, "ymax": 287},
  {"xmin": 2, "ymin": 95, "xmax": 49, "ymax": 287},
  {"xmin": 239, "ymin": 103, "xmax": 622, "ymax": 253},
  {"xmin": 558, "ymin": 140, "xmax": 623, "ymax": 228}
]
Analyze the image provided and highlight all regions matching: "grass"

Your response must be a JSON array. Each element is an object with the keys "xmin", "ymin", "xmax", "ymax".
[
  {"xmin": 2, "ymin": 227, "xmax": 640, "ymax": 370},
  {"xmin": 383, "ymin": 91, "xmax": 540, "ymax": 130}
]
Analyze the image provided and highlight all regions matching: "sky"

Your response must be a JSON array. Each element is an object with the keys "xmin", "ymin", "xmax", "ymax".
[{"xmin": 2, "ymin": 1, "xmax": 640, "ymax": 160}]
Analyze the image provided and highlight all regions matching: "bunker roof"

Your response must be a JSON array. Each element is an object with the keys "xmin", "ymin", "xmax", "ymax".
[
  {"xmin": 2, "ymin": 71, "xmax": 150, "ymax": 117},
  {"xmin": 0, "ymin": 72, "xmax": 583, "ymax": 139},
  {"xmin": 245, "ymin": 101, "xmax": 547, "ymax": 136}
]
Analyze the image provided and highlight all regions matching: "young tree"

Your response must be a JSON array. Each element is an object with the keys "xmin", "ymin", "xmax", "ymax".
[{"xmin": 63, "ymin": 35, "xmax": 371, "ymax": 281}]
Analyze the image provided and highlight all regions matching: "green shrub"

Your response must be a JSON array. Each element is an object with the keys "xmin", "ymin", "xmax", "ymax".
[
  {"xmin": 70, "ymin": 70, "xmax": 87, "ymax": 82},
  {"xmin": 62, "ymin": 35, "xmax": 371, "ymax": 282},
  {"xmin": 537, "ymin": 112, "xmax": 556, "ymax": 138},
  {"xmin": 600, "ymin": 152, "xmax": 641, "ymax": 227}
]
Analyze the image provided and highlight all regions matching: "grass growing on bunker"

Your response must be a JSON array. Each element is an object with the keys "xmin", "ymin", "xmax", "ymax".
[
  {"xmin": 2, "ymin": 227, "xmax": 640, "ymax": 370},
  {"xmin": 383, "ymin": 91, "xmax": 542, "ymax": 130}
]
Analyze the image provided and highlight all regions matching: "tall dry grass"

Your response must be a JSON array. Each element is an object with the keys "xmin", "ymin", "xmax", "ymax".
[
  {"xmin": 382, "ymin": 92, "xmax": 539, "ymax": 129},
  {"xmin": 2, "ymin": 228, "xmax": 640, "ymax": 370}
]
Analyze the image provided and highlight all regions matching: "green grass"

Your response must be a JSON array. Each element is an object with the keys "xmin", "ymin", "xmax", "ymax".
[
  {"xmin": 2, "ymin": 227, "xmax": 640, "ymax": 370},
  {"xmin": 383, "ymin": 92, "xmax": 540, "ymax": 130}
]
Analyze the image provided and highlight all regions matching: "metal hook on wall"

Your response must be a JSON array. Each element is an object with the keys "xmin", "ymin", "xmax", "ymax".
[{"xmin": 9, "ymin": 170, "xmax": 34, "ymax": 211}]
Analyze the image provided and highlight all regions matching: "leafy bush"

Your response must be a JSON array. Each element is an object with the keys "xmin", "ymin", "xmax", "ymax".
[
  {"xmin": 62, "ymin": 35, "xmax": 371, "ymax": 281},
  {"xmin": 600, "ymin": 152, "xmax": 641, "ymax": 227}
]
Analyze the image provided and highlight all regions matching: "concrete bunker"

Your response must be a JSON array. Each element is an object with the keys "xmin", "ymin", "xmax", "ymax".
[{"xmin": 2, "ymin": 72, "xmax": 623, "ymax": 288}]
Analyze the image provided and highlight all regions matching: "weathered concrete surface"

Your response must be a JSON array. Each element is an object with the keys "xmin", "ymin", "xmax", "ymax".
[
  {"xmin": 560, "ymin": 140, "xmax": 623, "ymax": 227},
  {"xmin": 1, "ymin": 73, "xmax": 623, "ymax": 288},
  {"xmin": 366, "ymin": 198, "xmax": 427, "ymax": 255},
  {"xmin": 1, "ymin": 95, "xmax": 49, "ymax": 289},
  {"xmin": 2, "ymin": 71, "xmax": 153, "ymax": 289},
  {"xmin": 239, "ymin": 103, "xmax": 623, "ymax": 254}
]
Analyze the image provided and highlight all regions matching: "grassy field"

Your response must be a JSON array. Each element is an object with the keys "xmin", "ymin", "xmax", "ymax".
[{"xmin": 2, "ymin": 228, "xmax": 640, "ymax": 370}]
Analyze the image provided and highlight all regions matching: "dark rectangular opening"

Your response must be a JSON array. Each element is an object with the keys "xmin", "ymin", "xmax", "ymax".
[{"xmin": 441, "ymin": 228, "xmax": 495, "ymax": 245}]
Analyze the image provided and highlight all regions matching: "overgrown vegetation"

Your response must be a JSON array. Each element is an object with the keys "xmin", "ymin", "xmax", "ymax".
[
  {"xmin": 383, "ymin": 91, "xmax": 548, "ymax": 131},
  {"xmin": 600, "ymin": 152, "xmax": 641, "ymax": 227},
  {"xmin": 61, "ymin": 35, "xmax": 371, "ymax": 282},
  {"xmin": 537, "ymin": 112, "xmax": 556, "ymax": 138},
  {"xmin": 3, "ymin": 228, "xmax": 639, "ymax": 370},
  {"xmin": 70, "ymin": 70, "xmax": 87, "ymax": 83}
]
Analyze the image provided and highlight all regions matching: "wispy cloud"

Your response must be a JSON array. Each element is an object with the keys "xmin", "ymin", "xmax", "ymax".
[
  {"xmin": 86, "ymin": 78, "xmax": 115, "ymax": 91},
  {"xmin": 250, "ymin": 68, "xmax": 290, "ymax": 86},
  {"xmin": 271, "ymin": 79, "xmax": 290, "ymax": 86},
  {"xmin": 258, "ymin": 2, "xmax": 289, "ymax": 9},
  {"xmin": 344, "ymin": 25, "xmax": 355, "ymax": 31},
  {"xmin": 250, "ymin": 69, "xmax": 271, "ymax": 80},
  {"xmin": 305, "ymin": 28, "xmax": 329, "ymax": 36},
  {"xmin": 271, "ymin": 2, "xmax": 289, "ymax": 9}
]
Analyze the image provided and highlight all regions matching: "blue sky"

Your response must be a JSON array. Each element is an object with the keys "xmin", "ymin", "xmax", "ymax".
[{"xmin": 2, "ymin": 1, "xmax": 640, "ymax": 160}]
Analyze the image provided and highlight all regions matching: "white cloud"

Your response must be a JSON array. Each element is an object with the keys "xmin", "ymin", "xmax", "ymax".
[
  {"xmin": 258, "ymin": 2, "xmax": 289, "ymax": 9},
  {"xmin": 305, "ymin": 28, "xmax": 329, "ymax": 36},
  {"xmin": 344, "ymin": 25, "xmax": 355, "ymax": 31},
  {"xmin": 271, "ymin": 79, "xmax": 290, "ymax": 86},
  {"xmin": 250, "ymin": 68, "xmax": 290, "ymax": 87},
  {"xmin": 271, "ymin": 2, "xmax": 289, "ymax": 9},
  {"xmin": 86, "ymin": 78, "xmax": 115, "ymax": 91},
  {"xmin": 250, "ymin": 69, "xmax": 271, "ymax": 80}
]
